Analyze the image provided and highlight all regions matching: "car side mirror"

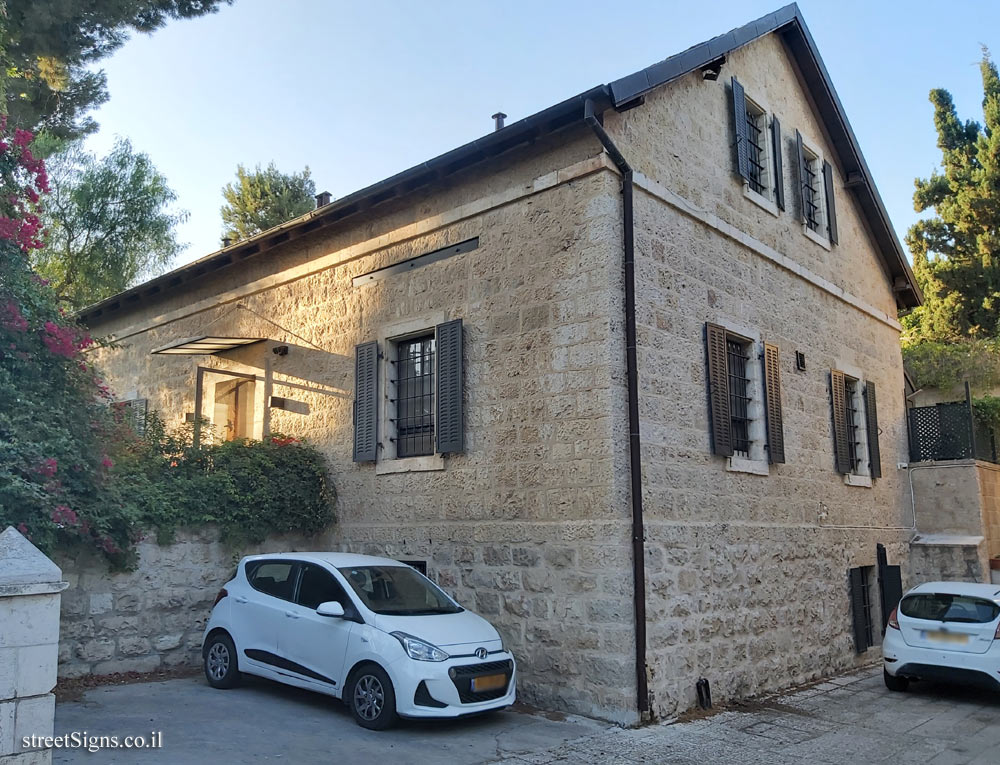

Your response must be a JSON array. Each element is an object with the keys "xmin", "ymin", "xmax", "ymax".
[{"xmin": 316, "ymin": 601, "xmax": 345, "ymax": 618}]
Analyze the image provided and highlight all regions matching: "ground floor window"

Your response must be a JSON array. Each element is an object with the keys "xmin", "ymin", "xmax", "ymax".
[
  {"xmin": 214, "ymin": 377, "xmax": 255, "ymax": 441},
  {"xmin": 393, "ymin": 334, "xmax": 436, "ymax": 458}
]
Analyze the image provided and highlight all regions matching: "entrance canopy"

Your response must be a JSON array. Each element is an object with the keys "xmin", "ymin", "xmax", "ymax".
[{"xmin": 151, "ymin": 336, "xmax": 264, "ymax": 356}]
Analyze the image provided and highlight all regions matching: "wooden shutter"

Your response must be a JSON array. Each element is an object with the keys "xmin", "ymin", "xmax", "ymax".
[
  {"xmin": 864, "ymin": 381, "xmax": 882, "ymax": 478},
  {"xmin": 762, "ymin": 343, "xmax": 785, "ymax": 464},
  {"xmin": 705, "ymin": 323, "xmax": 733, "ymax": 457},
  {"xmin": 353, "ymin": 341, "xmax": 378, "ymax": 462},
  {"xmin": 732, "ymin": 78, "xmax": 750, "ymax": 181},
  {"xmin": 435, "ymin": 319, "xmax": 464, "ymax": 454},
  {"xmin": 849, "ymin": 567, "xmax": 871, "ymax": 653},
  {"xmin": 795, "ymin": 129, "xmax": 807, "ymax": 224},
  {"xmin": 823, "ymin": 159, "xmax": 838, "ymax": 244},
  {"xmin": 830, "ymin": 370, "xmax": 852, "ymax": 474},
  {"xmin": 771, "ymin": 116, "xmax": 785, "ymax": 210},
  {"xmin": 880, "ymin": 565, "xmax": 902, "ymax": 632}
]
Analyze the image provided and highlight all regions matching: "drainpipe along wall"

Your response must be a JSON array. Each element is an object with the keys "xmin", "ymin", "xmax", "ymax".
[{"xmin": 583, "ymin": 99, "xmax": 649, "ymax": 717}]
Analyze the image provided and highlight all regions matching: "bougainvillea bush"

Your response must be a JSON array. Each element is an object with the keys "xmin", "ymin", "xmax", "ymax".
[{"xmin": 0, "ymin": 119, "xmax": 334, "ymax": 567}]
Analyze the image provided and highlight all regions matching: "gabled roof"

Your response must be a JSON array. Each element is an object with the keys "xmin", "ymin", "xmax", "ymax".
[
  {"xmin": 79, "ymin": 3, "xmax": 919, "ymax": 326},
  {"xmin": 608, "ymin": 3, "xmax": 920, "ymax": 308}
]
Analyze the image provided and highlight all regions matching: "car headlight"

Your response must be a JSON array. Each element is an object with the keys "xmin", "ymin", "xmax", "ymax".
[{"xmin": 390, "ymin": 632, "xmax": 449, "ymax": 662}]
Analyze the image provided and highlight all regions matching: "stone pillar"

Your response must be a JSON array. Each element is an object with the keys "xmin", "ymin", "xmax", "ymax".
[{"xmin": 0, "ymin": 527, "xmax": 68, "ymax": 764}]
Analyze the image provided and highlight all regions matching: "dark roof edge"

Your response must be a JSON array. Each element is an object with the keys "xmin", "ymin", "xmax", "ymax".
[
  {"xmin": 79, "ymin": 85, "xmax": 613, "ymax": 324},
  {"xmin": 608, "ymin": 2, "xmax": 921, "ymax": 309}
]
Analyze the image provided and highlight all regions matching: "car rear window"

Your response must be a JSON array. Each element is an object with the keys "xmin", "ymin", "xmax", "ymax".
[
  {"xmin": 248, "ymin": 561, "xmax": 296, "ymax": 601},
  {"xmin": 899, "ymin": 593, "xmax": 1000, "ymax": 624}
]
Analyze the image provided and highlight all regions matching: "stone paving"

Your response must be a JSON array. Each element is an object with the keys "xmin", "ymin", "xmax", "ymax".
[
  {"xmin": 491, "ymin": 667, "xmax": 1000, "ymax": 765},
  {"xmin": 52, "ymin": 665, "xmax": 1000, "ymax": 764}
]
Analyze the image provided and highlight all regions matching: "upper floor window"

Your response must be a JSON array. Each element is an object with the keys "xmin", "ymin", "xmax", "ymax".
[
  {"xmin": 705, "ymin": 323, "xmax": 785, "ymax": 473},
  {"xmin": 830, "ymin": 369, "xmax": 881, "ymax": 484},
  {"xmin": 796, "ymin": 130, "xmax": 839, "ymax": 246},
  {"xmin": 731, "ymin": 77, "xmax": 784, "ymax": 213}
]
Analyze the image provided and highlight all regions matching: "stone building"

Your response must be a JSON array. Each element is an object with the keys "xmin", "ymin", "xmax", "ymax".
[{"xmin": 80, "ymin": 5, "xmax": 924, "ymax": 723}]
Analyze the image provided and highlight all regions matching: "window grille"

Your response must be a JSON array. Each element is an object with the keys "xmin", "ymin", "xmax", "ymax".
[
  {"xmin": 727, "ymin": 338, "xmax": 751, "ymax": 457},
  {"xmin": 844, "ymin": 376, "xmax": 861, "ymax": 473},
  {"xmin": 745, "ymin": 104, "xmax": 766, "ymax": 195},
  {"xmin": 803, "ymin": 152, "xmax": 821, "ymax": 232},
  {"xmin": 393, "ymin": 334, "xmax": 435, "ymax": 458}
]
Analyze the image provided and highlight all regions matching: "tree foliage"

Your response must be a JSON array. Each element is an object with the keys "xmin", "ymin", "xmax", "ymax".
[
  {"xmin": 1, "ymin": 0, "xmax": 231, "ymax": 140},
  {"xmin": 902, "ymin": 339, "xmax": 1000, "ymax": 391},
  {"xmin": 903, "ymin": 51, "xmax": 1000, "ymax": 344},
  {"xmin": 31, "ymin": 138, "xmax": 185, "ymax": 308},
  {"xmin": 220, "ymin": 162, "xmax": 316, "ymax": 242}
]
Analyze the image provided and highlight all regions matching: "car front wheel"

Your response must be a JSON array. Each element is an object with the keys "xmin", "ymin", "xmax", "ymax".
[
  {"xmin": 204, "ymin": 633, "xmax": 242, "ymax": 689},
  {"xmin": 348, "ymin": 665, "xmax": 398, "ymax": 730},
  {"xmin": 883, "ymin": 668, "xmax": 909, "ymax": 692}
]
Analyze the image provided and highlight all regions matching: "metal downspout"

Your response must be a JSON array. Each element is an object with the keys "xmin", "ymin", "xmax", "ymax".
[{"xmin": 584, "ymin": 98, "xmax": 649, "ymax": 716}]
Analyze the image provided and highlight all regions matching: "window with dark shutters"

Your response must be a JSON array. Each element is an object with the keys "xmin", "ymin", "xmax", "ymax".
[
  {"xmin": 771, "ymin": 116, "xmax": 785, "ymax": 210},
  {"xmin": 353, "ymin": 341, "xmax": 378, "ymax": 462},
  {"xmin": 830, "ymin": 370, "xmax": 852, "ymax": 474},
  {"xmin": 849, "ymin": 567, "xmax": 875, "ymax": 653},
  {"xmin": 823, "ymin": 159, "xmax": 838, "ymax": 244},
  {"xmin": 112, "ymin": 398, "xmax": 148, "ymax": 436},
  {"xmin": 435, "ymin": 319, "xmax": 464, "ymax": 454},
  {"xmin": 705, "ymin": 323, "xmax": 733, "ymax": 457},
  {"xmin": 879, "ymin": 564, "xmax": 902, "ymax": 633},
  {"xmin": 732, "ymin": 78, "xmax": 750, "ymax": 182},
  {"xmin": 763, "ymin": 344, "xmax": 785, "ymax": 464},
  {"xmin": 795, "ymin": 129, "xmax": 807, "ymax": 224},
  {"xmin": 864, "ymin": 381, "xmax": 881, "ymax": 478}
]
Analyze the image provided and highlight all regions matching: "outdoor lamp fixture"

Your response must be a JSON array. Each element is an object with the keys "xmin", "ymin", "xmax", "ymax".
[{"xmin": 701, "ymin": 56, "xmax": 726, "ymax": 81}]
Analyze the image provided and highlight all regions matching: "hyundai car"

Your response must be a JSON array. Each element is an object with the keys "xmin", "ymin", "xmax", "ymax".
[{"xmin": 202, "ymin": 552, "xmax": 516, "ymax": 729}]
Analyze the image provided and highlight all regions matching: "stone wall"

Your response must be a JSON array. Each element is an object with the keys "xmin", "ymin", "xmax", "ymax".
[
  {"xmin": 83, "ymin": 145, "xmax": 639, "ymax": 723},
  {"xmin": 604, "ymin": 34, "xmax": 915, "ymax": 718}
]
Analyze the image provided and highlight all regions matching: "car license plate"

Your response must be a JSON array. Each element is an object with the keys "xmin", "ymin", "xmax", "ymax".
[
  {"xmin": 924, "ymin": 630, "xmax": 968, "ymax": 644},
  {"xmin": 471, "ymin": 674, "xmax": 506, "ymax": 692}
]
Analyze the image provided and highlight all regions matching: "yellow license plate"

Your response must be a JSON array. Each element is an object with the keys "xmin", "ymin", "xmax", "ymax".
[
  {"xmin": 471, "ymin": 674, "xmax": 506, "ymax": 692},
  {"xmin": 925, "ymin": 630, "xmax": 969, "ymax": 644}
]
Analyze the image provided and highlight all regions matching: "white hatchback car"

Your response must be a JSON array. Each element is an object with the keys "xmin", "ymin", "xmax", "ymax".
[
  {"xmin": 883, "ymin": 581, "xmax": 1000, "ymax": 693},
  {"xmin": 202, "ymin": 552, "xmax": 516, "ymax": 729}
]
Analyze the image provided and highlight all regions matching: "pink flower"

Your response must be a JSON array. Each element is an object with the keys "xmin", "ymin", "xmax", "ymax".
[
  {"xmin": 2, "ymin": 301, "xmax": 28, "ymax": 332},
  {"xmin": 100, "ymin": 536, "xmax": 119, "ymax": 555},
  {"xmin": 101, "ymin": 457, "xmax": 113, "ymax": 469},
  {"xmin": 12, "ymin": 128, "xmax": 33, "ymax": 148},
  {"xmin": 16, "ymin": 523, "xmax": 29, "ymax": 538},
  {"xmin": 51, "ymin": 505, "xmax": 78, "ymax": 526},
  {"xmin": 35, "ymin": 458, "xmax": 58, "ymax": 477}
]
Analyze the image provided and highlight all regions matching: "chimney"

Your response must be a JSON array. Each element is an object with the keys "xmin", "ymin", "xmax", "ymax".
[
  {"xmin": 222, "ymin": 237, "xmax": 232, "ymax": 248},
  {"xmin": 492, "ymin": 112, "xmax": 507, "ymax": 132},
  {"xmin": 315, "ymin": 191, "xmax": 332, "ymax": 208}
]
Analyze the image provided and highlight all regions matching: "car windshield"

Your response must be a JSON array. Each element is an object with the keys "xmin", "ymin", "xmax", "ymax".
[
  {"xmin": 900, "ymin": 593, "xmax": 1000, "ymax": 624},
  {"xmin": 338, "ymin": 565, "xmax": 463, "ymax": 616}
]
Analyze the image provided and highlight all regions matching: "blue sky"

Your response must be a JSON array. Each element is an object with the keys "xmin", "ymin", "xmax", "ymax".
[{"xmin": 83, "ymin": 0, "xmax": 997, "ymax": 268}]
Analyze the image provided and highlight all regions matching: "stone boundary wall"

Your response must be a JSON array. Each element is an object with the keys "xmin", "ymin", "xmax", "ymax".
[{"xmin": 53, "ymin": 529, "xmax": 309, "ymax": 680}]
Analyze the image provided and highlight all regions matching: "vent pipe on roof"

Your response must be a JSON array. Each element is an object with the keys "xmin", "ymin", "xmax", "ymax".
[
  {"xmin": 315, "ymin": 191, "xmax": 332, "ymax": 208},
  {"xmin": 491, "ymin": 112, "xmax": 507, "ymax": 131}
]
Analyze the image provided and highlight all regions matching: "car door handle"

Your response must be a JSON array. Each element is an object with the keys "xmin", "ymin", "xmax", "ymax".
[
  {"xmin": 234, "ymin": 596, "xmax": 248, "ymax": 604},
  {"xmin": 284, "ymin": 611, "xmax": 300, "ymax": 619}
]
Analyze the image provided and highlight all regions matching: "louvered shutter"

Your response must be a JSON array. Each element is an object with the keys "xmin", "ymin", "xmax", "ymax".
[
  {"xmin": 830, "ymin": 370, "xmax": 851, "ymax": 474},
  {"xmin": 705, "ymin": 323, "xmax": 733, "ymax": 457},
  {"xmin": 880, "ymin": 565, "xmax": 902, "ymax": 631},
  {"xmin": 864, "ymin": 381, "xmax": 882, "ymax": 478},
  {"xmin": 771, "ymin": 116, "xmax": 785, "ymax": 210},
  {"xmin": 849, "ymin": 568, "xmax": 871, "ymax": 653},
  {"xmin": 435, "ymin": 319, "xmax": 464, "ymax": 454},
  {"xmin": 763, "ymin": 343, "xmax": 785, "ymax": 464},
  {"xmin": 353, "ymin": 341, "xmax": 378, "ymax": 462},
  {"xmin": 795, "ymin": 129, "xmax": 808, "ymax": 224},
  {"xmin": 732, "ymin": 78, "xmax": 750, "ymax": 181},
  {"xmin": 823, "ymin": 159, "xmax": 838, "ymax": 244}
]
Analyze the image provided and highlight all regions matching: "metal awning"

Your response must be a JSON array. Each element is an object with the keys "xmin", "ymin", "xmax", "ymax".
[{"xmin": 151, "ymin": 336, "xmax": 264, "ymax": 355}]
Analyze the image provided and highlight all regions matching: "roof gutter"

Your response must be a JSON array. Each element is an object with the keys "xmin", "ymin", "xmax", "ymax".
[{"xmin": 583, "ymin": 98, "xmax": 649, "ymax": 718}]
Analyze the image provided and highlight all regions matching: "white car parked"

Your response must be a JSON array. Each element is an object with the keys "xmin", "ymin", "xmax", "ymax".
[
  {"xmin": 202, "ymin": 552, "xmax": 516, "ymax": 729},
  {"xmin": 883, "ymin": 581, "xmax": 1000, "ymax": 693}
]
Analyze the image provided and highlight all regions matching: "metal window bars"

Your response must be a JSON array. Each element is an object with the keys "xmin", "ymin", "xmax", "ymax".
[
  {"xmin": 844, "ymin": 376, "xmax": 861, "ymax": 473},
  {"xmin": 392, "ymin": 335, "xmax": 436, "ymax": 458},
  {"xmin": 727, "ymin": 338, "xmax": 752, "ymax": 457},
  {"xmin": 803, "ymin": 155, "xmax": 821, "ymax": 231},
  {"xmin": 745, "ymin": 106, "xmax": 766, "ymax": 195}
]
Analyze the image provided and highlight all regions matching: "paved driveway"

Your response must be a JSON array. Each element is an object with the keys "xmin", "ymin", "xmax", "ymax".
[{"xmin": 53, "ymin": 667, "xmax": 1000, "ymax": 764}]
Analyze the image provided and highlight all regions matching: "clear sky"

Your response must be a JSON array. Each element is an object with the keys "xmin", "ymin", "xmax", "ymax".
[{"xmin": 82, "ymin": 0, "xmax": 998, "ymax": 268}]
